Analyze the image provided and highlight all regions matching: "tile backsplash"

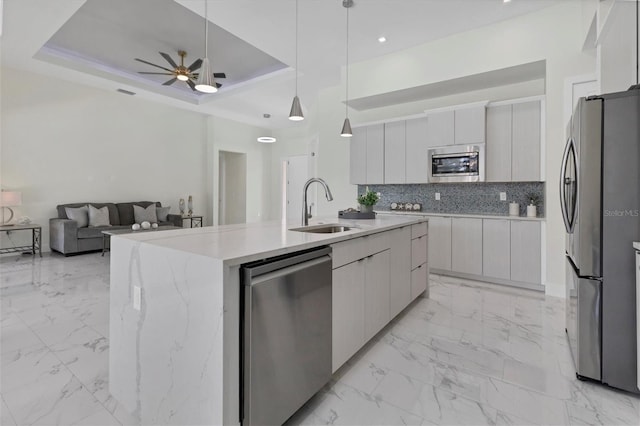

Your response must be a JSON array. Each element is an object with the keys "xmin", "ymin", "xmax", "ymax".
[{"xmin": 359, "ymin": 182, "xmax": 545, "ymax": 217}]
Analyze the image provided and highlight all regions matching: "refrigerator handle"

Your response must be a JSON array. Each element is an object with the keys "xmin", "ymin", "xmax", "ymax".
[{"xmin": 560, "ymin": 137, "xmax": 576, "ymax": 233}]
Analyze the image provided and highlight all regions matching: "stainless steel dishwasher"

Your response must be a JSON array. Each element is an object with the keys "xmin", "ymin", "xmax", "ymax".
[{"xmin": 241, "ymin": 246, "xmax": 332, "ymax": 426}]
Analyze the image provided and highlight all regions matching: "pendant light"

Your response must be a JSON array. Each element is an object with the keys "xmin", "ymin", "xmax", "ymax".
[
  {"xmin": 195, "ymin": 0, "xmax": 217, "ymax": 93},
  {"xmin": 340, "ymin": 0, "xmax": 353, "ymax": 137},
  {"xmin": 289, "ymin": 0, "xmax": 304, "ymax": 120}
]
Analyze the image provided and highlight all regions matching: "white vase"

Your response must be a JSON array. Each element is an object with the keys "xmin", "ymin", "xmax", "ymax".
[
  {"xmin": 509, "ymin": 202, "xmax": 520, "ymax": 216},
  {"xmin": 527, "ymin": 204, "xmax": 537, "ymax": 218}
]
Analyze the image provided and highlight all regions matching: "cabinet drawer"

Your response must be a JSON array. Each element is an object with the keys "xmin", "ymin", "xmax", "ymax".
[
  {"xmin": 411, "ymin": 222, "xmax": 428, "ymax": 239},
  {"xmin": 361, "ymin": 232, "xmax": 391, "ymax": 258},
  {"xmin": 411, "ymin": 235, "xmax": 428, "ymax": 269},
  {"xmin": 411, "ymin": 263, "xmax": 427, "ymax": 300},
  {"xmin": 332, "ymin": 238, "xmax": 365, "ymax": 269},
  {"xmin": 331, "ymin": 232, "xmax": 391, "ymax": 269}
]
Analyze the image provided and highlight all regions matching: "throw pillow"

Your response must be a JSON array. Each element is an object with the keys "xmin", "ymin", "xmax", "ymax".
[
  {"xmin": 134, "ymin": 204, "xmax": 158, "ymax": 224},
  {"xmin": 156, "ymin": 206, "xmax": 171, "ymax": 222},
  {"xmin": 88, "ymin": 205, "xmax": 111, "ymax": 227},
  {"xmin": 65, "ymin": 205, "xmax": 89, "ymax": 228}
]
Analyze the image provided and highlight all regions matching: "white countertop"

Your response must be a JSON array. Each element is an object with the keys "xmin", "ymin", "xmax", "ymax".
[
  {"xmin": 634, "ymin": 241, "xmax": 640, "ymax": 250},
  {"xmin": 113, "ymin": 215, "xmax": 426, "ymax": 265},
  {"xmin": 376, "ymin": 210, "xmax": 545, "ymax": 222}
]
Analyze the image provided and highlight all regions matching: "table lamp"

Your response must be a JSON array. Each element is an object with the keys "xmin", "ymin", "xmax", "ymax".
[{"xmin": 1, "ymin": 191, "xmax": 22, "ymax": 226}]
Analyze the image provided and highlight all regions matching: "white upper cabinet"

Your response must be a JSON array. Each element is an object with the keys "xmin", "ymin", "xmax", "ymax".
[
  {"xmin": 349, "ymin": 127, "xmax": 367, "ymax": 185},
  {"xmin": 405, "ymin": 117, "xmax": 429, "ymax": 183},
  {"xmin": 384, "ymin": 121, "xmax": 406, "ymax": 184},
  {"xmin": 454, "ymin": 106, "xmax": 486, "ymax": 145},
  {"xmin": 486, "ymin": 104, "xmax": 512, "ymax": 182},
  {"xmin": 486, "ymin": 99, "xmax": 542, "ymax": 182},
  {"xmin": 366, "ymin": 124, "xmax": 385, "ymax": 184},
  {"xmin": 349, "ymin": 124, "xmax": 385, "ymax": 185},
  {"xmin": 512, "ymin": 101, "xmax": 541, "ymax": 182},
  {"xmin": 426, "ymin": 110, "xmax": 454, "ymax": 147}
]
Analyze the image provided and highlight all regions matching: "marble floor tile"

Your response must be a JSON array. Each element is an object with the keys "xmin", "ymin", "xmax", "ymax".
[
  {"xmin": 2, "ymin": 253, "xmax": 640, "ymax": 426},
  {"xmin": 1, "ymin": 395, "xmax": 17, "ymax": 426},
  {"xmin": 308, "ymin": 381, "xmax": 424, "ymax": 426}
]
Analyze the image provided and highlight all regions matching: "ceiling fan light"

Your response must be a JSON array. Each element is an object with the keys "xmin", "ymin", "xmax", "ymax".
[
  {"xmin": 195, "ymin": 57, "xmax": 217, "ymax": 93},
  {"xmin": 340, "ymin": 118, "xmax": 353, "ymax": 137},
  {"xmin": 176, "ymin": 74, "xmax": 189, "ymax": 81},
  {"xmin": 289, "ymin": 96, "xmax": 304, "ymax": 121}
]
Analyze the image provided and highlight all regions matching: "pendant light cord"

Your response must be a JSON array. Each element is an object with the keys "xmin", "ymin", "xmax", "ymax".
[
  {"xmin": 204, "ymin": 1, "xmax": 209, "ymax": 58},
  {"xmin": 295, "ymin": 0, "xmax": 299, "ymax": 96},
  {"xmin": 345, "ymin": 4, "xmax": 349, "ymax": 118}
]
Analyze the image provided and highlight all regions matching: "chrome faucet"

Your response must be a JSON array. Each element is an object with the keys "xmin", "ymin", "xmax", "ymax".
[{"xmin": 302, "ymin": 178, "xmax": 333, "ymax": 226}]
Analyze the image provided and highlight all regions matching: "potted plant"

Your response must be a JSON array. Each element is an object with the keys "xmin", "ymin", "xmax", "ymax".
[
  {"xmin": 526, "ymin": 193, "xmax": 541, "ymax": 218},
  {"xmin": 357, "ymin": 187, "xmax": 380, "ymax": 213}
]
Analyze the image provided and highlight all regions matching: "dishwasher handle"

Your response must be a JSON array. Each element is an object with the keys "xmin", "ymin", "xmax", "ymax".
[
  {"xmin": 248, "ymin": 255, "xmax": 332, "ymax": 287},
  {"xmin": 242, "ymin": 246, "xmax": 332, "ymax": 281}
]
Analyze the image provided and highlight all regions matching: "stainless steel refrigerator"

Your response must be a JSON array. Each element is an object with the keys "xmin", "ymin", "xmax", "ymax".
[{"xmin": 561, "ymin": 89, "xmax": 640, "ymax": 394}]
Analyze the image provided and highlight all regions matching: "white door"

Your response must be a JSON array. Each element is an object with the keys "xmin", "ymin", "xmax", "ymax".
[{"xmin": 283, "ymin": 155, "xmax": 308, "ymax": 224}]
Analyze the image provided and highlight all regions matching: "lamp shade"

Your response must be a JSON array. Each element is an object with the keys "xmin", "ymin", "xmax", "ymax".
[
  {"xmin": 195, "ymin": 58, "xmax": 218, "ymax": 93},
  {"xmin": 340, "ymin": 118, "xmax": 353, "ymax": 137},
  {"xmin": 0, "ymin": 191, "xmax": 21, "ymax": 206},
  {"xmin": 289, "ymin": 96, "xmax": 304, "ymax": 121}
]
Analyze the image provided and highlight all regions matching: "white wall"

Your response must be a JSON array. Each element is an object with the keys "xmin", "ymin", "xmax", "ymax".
[
  {"xmin": 210, "ymin": 115, "xmax": 272, "ymax": 226},
  {"xmin": 272, "ymin": 1, "xmax": 597, "ymax": 297},
  {"xmin": 0, "ymin": 67, "xmax": 271, "ymax": 252},
  {"xmin": 598, "ymin": 0, "xmax": 640, "ymax": 92}
]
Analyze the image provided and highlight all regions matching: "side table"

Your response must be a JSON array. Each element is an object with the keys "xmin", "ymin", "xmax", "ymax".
[
  {"xmin": 181, "ymin": 215, "xmax": 203, "ymax": 228},
  {"xmin": 0, "ymin": 223, "xmax": 42, "ymax": 257}
]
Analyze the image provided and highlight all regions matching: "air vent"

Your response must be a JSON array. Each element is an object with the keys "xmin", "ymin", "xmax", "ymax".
[{"xmin": 116, "ymin": 89, "xmax": 136, "ymax": 96}]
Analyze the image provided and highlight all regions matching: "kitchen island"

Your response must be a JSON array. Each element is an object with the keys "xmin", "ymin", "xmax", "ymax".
[{"xmin": 108, "ymin": 215, "xmax": 428, "ymax": 426}]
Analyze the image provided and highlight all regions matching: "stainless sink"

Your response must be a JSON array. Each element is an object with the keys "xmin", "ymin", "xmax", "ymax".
[{"xmin": 290, "ymin": 224, "xmax": 355, "ymax": 234}]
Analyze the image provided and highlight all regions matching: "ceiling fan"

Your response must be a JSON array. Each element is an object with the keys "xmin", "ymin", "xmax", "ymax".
[{"xmin": 135, "ymin": 50, "xmax": 226, "ymax": 91}]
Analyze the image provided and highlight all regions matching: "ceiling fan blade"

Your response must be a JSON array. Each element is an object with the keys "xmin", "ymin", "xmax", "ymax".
[
  {"xmin": 213, "ymin": 72, "xmax": 226, "ymax": 79},
  {"xmin": 162, "ymin": 78, "xmax": 178, "ymax": 86},
  {"xmin": 159, "ymin": 52, "xmax": 178, "ymax": 69},
  {"xmin": 187, "ymin": 58, "xmax": 202, "ymax": 72},
  {"xmin": 138, "ymin": 72, "xmax": 173, "ymax": 75},
  {"xmin": 135, "ymin": 58, "xmax": 173, "ymax": 72},
  {"xmin": 187, "ymin": 80, "xmax": 197, "ymax": 91}
]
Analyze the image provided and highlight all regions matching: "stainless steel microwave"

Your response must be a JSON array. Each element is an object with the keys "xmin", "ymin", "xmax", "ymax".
[{"xmin": 427, "ymin": 144, "xmax": 485, "ymax": 183}]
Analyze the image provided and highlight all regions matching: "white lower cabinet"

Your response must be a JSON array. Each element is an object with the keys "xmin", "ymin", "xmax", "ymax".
[
  {"xmin": 428, "ymin": 215, "xmax": 542, "ymax": 287},
  {"xmin": 331, "ymin": 221, "xmax": 429, "ymax": 372},
  {"xmin": 510, "ymin": 220, "xmax": 541, "ymax": 284},
  {"xmin": 389, "ymin": 227, "xmax": 411, "ymax": 319},
  {"xmin": 364, "ymin": 250, "xmax": 391, "ymax": 341},
  {"xmin": 451, "ymin": 218, "xmax": 483, "ymax": 275},
  {"xmin": 428, "ymin": 216, "xmax": 452, "ymax": 270},
  {"xmin": 482, "ymin": 219, "xmax": 510, "ymax": 280},
  {"xmin": 332, "ymin": 260, "xmax": 365, "ymax": 372}
]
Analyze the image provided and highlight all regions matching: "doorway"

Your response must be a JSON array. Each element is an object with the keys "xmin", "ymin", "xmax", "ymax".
[
  {"xmin": 219, "ymin": 151, "xmax": 247, "ymax": 225},
  {"xmin": 282, "ymin": 155, "xmax": 309, "ymax": 223}
]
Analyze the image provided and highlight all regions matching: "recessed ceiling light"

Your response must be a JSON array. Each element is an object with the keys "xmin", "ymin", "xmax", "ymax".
[
  {"xmin": 378, "ymin": 36, "xmax": 387, "ymax": 43},
  {"xmin": 503, "ymin": 0, "xmax": 511, "ymax": 3},
  {"xmin": 257, "ymin": 136, "xmax": 276, "ymax": 143}
]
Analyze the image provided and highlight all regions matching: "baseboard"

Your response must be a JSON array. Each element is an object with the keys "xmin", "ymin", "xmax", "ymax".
[{"xmin": 430, "ymin": 268, "xmax": 545, "ymax": 292}]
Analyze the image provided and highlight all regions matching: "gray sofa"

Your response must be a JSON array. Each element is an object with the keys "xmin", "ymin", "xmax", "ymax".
[{"xmin": 50, "ymin": 201, "xmax": 182, "ymax": 255}]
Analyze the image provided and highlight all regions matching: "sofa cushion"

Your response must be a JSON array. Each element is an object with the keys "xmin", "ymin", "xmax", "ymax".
[
  {"xmin": 58, "ymin": 203, "xmax": 120, "ymax": 226},
  {"xmin": 77, "ymin": 225, "xmax": 129, "ymax": 239},
  {"xmin": 88, "ymin": 205, "xmax": 111, "ymax": 227},
  {"xmin": 65, "ymin": 205, "xmax": 89, "ymax": 228},
  {"xmin": 116, "ymin": 202, "xmax": 160, "ymax": 226},
  {"xmin": 134, "ymin": 204, "xmax": 158, "ymax": 224},
  {"xmin": 156, "ymin": 206, "xmax": 171, "ymax": 222}
]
